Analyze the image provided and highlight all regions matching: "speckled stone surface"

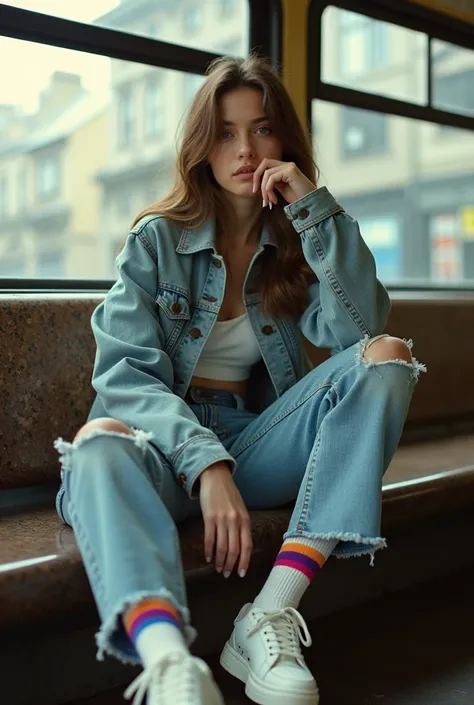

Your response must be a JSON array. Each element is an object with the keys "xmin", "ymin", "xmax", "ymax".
[
  {"xmin": 0, "ymin": 297, "xmax": 102, "ymax": 488},
  {"xmin": 2, "ymin": 295, "xmax": 474, "ymax": 488},
  {"xmin": 1, "ymin": 461, "xmax": 474, "ymax": 630}
]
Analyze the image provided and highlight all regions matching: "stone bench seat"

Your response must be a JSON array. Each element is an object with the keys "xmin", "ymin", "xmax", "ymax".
[
  {"xmin": 2, "ymin": 294, "xmax": 474, "ymax": 637},
  {"xmin": 1, "ymin": 449, "xmax": 473, "ymax": 632}
]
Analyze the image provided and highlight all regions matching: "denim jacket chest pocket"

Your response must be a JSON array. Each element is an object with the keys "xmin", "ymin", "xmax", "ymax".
[{"xmin": 155, "ymin": 286, "xmax": 191, "ymax": 356}]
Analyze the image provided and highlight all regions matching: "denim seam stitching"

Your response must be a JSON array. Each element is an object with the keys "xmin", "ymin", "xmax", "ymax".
[
  {"xmin": 279, "ymin": 319, "xmax": 300, "ymax": 372},
  {"xmin": 170, "ymin": 433, "xmax": 222, "ymax": 462},
  {"xmin": 131, "ymin": 213, "xmax": 165, "ymax": 236},
  {"xmin": 295, "ymin": 427, "xmax": 322, "ymax": 532},
  {"xmin": 136, "ymin": 230, "xmax": 158, "ymax": 265},
  {"xmin": 232, "ymin": 382, "xmax": 333, "ymax": 457},
  {"xmin": 156, "ymin": 282, "xmax": 190, "ymax": 297},
  {"xmin": 290, "ymin": 384, "xmax": 339, "ymax": 531},
  {"xmin": 292, "ymin": 204, "xmax": 344, "ymax": 231},
  {"xmin": 68, "ymin": 502, "xmax": 106, "ymax": 605},
  {"xmin": 304, "ymin": 230, "xmax": 371, "ymax": 336}
]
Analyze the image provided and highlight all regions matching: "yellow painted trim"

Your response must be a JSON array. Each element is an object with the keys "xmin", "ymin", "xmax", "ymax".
[
  {"xmin": 282, "ymin": 0, "xmax": 311, "ymax": 127},
  {"xmin": 409, "ymin": 0, "xmax": 474, "ymax": 25}
]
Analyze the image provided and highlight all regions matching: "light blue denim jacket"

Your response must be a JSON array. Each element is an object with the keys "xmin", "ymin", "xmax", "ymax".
[{"xmin": 89, "ymin": 187, "xmax": 391, "ymax": 496}]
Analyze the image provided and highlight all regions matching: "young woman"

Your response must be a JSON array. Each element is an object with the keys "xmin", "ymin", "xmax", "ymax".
[{"xmin": 55, "ymin": 55, "xmax": 425, "ymax": 705}]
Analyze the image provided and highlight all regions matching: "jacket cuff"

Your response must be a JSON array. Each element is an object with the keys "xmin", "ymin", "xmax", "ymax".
[
  {"xmin": 284, "ymin": 187, "xmax": 344, "ymax": 234},
  {"xmin": 171, "ymin": 435, "xmax": 237, "ymax": 498}
]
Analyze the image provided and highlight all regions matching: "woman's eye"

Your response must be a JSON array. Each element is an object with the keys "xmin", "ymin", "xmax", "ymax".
[
  {"xmin": 219, "ymin": 131, "xmax": 233, "ymax": 140},
  {"xmin": 256, "ymin": 126, "xmax": 271, "ymax": 136}
]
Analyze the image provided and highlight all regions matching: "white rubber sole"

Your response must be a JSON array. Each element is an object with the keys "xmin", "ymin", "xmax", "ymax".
[{"xmin": 220, "ymin": 642, "xmax": 320, "ymax": 705}]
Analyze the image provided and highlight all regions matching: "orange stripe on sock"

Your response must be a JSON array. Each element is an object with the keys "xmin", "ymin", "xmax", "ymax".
[
  {"xmin": 282, "ymin": 543, "xmax": 327, "ymax": 567},
  {"xmin": 124, "ymin": 598, "xmax": 180, "ymax": 631}
]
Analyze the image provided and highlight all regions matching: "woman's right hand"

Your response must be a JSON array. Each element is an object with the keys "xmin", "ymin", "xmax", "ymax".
[{"xmin": 199, "ymin": 462, "xmax": 253, "ymax": 578}]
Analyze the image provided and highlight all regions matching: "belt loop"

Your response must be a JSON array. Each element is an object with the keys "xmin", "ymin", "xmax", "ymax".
[{"xmin": 233, "ymin": 393, "xmax": 245, "ymax": 411}]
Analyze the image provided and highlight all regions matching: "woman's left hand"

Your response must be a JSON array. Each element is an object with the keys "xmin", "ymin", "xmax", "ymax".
[{"xmin": 253, "ymin": 158, "xmax": 317, "ymax": 208}]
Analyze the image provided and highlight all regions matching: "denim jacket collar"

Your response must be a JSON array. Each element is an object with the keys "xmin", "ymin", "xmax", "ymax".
[{"xmin": 176, "ymin": 215, "xmax": 277, "ymax": 254}]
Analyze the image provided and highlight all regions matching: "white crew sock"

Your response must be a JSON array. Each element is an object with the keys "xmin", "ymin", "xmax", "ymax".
[{"xmin": 254, "ymin": 537, "xmax": 339, "ymax": 609}]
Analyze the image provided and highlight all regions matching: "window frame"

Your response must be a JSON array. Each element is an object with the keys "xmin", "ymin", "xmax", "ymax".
[
  {"xmin": 308, "ymin": 0, "xmax": 474, "ymax": 291},
  {"xmin": 0, "ymin": 0, "xmax": 282, "ymax": 291},
  {"xmin": 309, "ymin": 0, "xmax": 474, "ymax": 132}
]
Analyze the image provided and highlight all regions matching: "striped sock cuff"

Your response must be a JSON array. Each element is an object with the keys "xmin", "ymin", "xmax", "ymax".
[
  {"xmin": 124, "ymin": 598, "xmax": 181, "ymax": 643},
  {"xmin": 274, "ymin": 541, "xmax": 328, "ymax": 581}
]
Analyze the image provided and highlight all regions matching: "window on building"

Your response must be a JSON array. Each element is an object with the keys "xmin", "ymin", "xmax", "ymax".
[
  {"xmin": 359, "ymin": 216, "xmax": 402, "ymax": 281},
  {"xmin": 221, "ymin": 39, "xmax": 242, "ymax": 57},
  {"xmin": 36, "ymin": 250, "xmax": 64, "ymax": 277},
  {"xmin": 432, "ymin": 41, "xmax": 474, "ymax": 118},
  {"xmin": 221, "ymin": 0, "xmax": 238, "ymax": 16},
  {"xmin": 184, "ymin": 8, "xmax": 203, "ymax": 35},
  {"xmin": 0, "ymin": 174, "xmax": 8, "ymax": 217},
  {"xmin": 341, "ymin": 106, "xmax": 387, "ymax": 158},
  {"xmin": 117, "ymin": 191, "xmax": 133, "ymax": 217},
  {"xmin": 0, "ymin": 256, "xmax": 24, "ymax": 276},
  {"xmin": 36, "ymin": 155, "xmax": 60, "ymax": 198},
  {"xmin": 145, "ymin": 77, "xmax": 163, "ymax": 138},
  {"xmin": 17, "ymin": 168, "xmax": 28, "ymax": 210},
  {"xmin": 434, "ymin": 69, "xmax": 474, "ymax": 118},
  {"xmin": 183, "ymin": 73, "xmax": 205, "ymax": 107},
  {"xmin": 117, "ymin": 85, "xmax": 135, "ymax": 148},
  {"xmin": 338, "ymin": 11, "xmax": 388, "ymax": 77},
  {"xmin": 429, "ymin": 213, "xmax": 462, "ymax": 282}
]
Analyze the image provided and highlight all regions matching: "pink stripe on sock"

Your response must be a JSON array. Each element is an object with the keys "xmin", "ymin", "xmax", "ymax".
[{"xmin": 274, "ymin": 557, "xmax": 314, "ymax": 580}]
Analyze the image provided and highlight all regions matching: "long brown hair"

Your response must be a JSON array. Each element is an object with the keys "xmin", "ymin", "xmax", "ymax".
[{"xmin": 133, "ymin": 54, "xmax": 317, "ymax": 319}]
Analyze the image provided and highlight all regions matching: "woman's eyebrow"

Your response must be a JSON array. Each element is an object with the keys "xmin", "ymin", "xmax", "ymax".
[{"xmin": 222, "ymin": 115, "xmax": 268, "ymax": 126}]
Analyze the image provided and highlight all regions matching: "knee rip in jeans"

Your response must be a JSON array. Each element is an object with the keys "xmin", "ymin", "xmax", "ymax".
[
  {"xmin": 54, "ymin": 424, "xmax": 154, "ymax": 475},
  {"xmin": 356, "ymin": 334, "xmax": 427, "ymax": 383}
]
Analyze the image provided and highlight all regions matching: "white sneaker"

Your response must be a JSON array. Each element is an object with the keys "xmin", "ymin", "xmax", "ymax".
[
  {"xmin": 220, "ymin": 604, "xmax": 319, "ymax": 705},
  {"xmin": 124, "ymin": 652, "xmax": 225, "ymax": 705}
]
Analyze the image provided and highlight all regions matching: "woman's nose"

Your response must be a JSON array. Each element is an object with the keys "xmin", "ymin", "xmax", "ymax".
[{"xmin": 237, "ymin": 137, "xmax": 254, "ymax": 158}]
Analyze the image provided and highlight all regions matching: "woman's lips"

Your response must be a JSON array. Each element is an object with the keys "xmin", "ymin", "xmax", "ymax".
[{"xmin": 233, "ymin": 172, "xmax": 255, "ymax": 180}]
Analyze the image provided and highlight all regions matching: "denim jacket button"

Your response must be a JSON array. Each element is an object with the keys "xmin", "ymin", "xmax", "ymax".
[
  {"xmin": 171, "ymin": 302, "xmax": 182, "ymax": 314},
  {"xmin": 189, "ymin": 328, "xmax": 201, "ymax": 339},
  {"xmin": 212, "ymin": 258, "xmax": 222, "ymax": 268},
  {"xmin": 262, "ymin": 325, "xmax": 274, "ymax": 336},
  {"xmin": 178, "ymin": 473, "xmax": 186, "ymax": 486},
  {"xmin": 297, "ymin": 208, "xmax": 309, "ymax": 219}
]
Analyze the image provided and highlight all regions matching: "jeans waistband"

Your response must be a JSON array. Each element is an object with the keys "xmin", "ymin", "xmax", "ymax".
[{"xmin": 185, "ymin": 386, "xmax": 246, "ymax": 410}]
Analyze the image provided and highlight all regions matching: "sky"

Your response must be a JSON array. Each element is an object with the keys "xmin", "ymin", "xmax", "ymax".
[{"xmin": 1, "ymin": 1, "xmax": 119, "ymax": 111}]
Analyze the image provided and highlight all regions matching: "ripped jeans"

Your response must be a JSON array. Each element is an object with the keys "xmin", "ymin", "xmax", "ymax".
[{"xmin": 55, "ymin": 336, "xmax": 425, "ymax": 664}]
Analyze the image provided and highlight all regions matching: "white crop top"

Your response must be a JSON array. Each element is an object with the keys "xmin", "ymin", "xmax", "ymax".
[{"xmin": 193, "ymin": 313, "xmax": 262, "ymax": 382}]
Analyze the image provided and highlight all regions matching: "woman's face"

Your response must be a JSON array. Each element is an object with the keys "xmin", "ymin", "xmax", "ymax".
[{"xmin": 208, "ymin": 87, "xmax": 283, "ymax": 202}]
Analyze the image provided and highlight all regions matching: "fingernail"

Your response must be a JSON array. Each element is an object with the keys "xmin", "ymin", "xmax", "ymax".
[
  {"xmin": 216, "ymin": 566, "xmax": 222, "ymax": 573},
  {"xmin": 239, "ymin": 570, "xmax": 247, "ymax": 578},
  {"xmin": 262, "ymin": 199, "xmax": 266, "ymax": 208},
  {"xmin": 269, "ymin": 202, "xmax": 273, "ymax": 210},
  {"xmin": 205, "ymin": 557, "xmax": 211, "ymax": 564},
  {"xmin": 223, "ymin": 571, "xmax": 231, "ymax": 579}
]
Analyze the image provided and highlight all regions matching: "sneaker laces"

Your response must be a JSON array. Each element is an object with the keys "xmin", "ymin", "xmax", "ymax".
[
  {"xmin": 124, "ymin": 653, "xmax": 197, "ymax": 705},
  {"xmin": 248, "ymin": 606, "xmax": 312, "ymax": 661}
]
